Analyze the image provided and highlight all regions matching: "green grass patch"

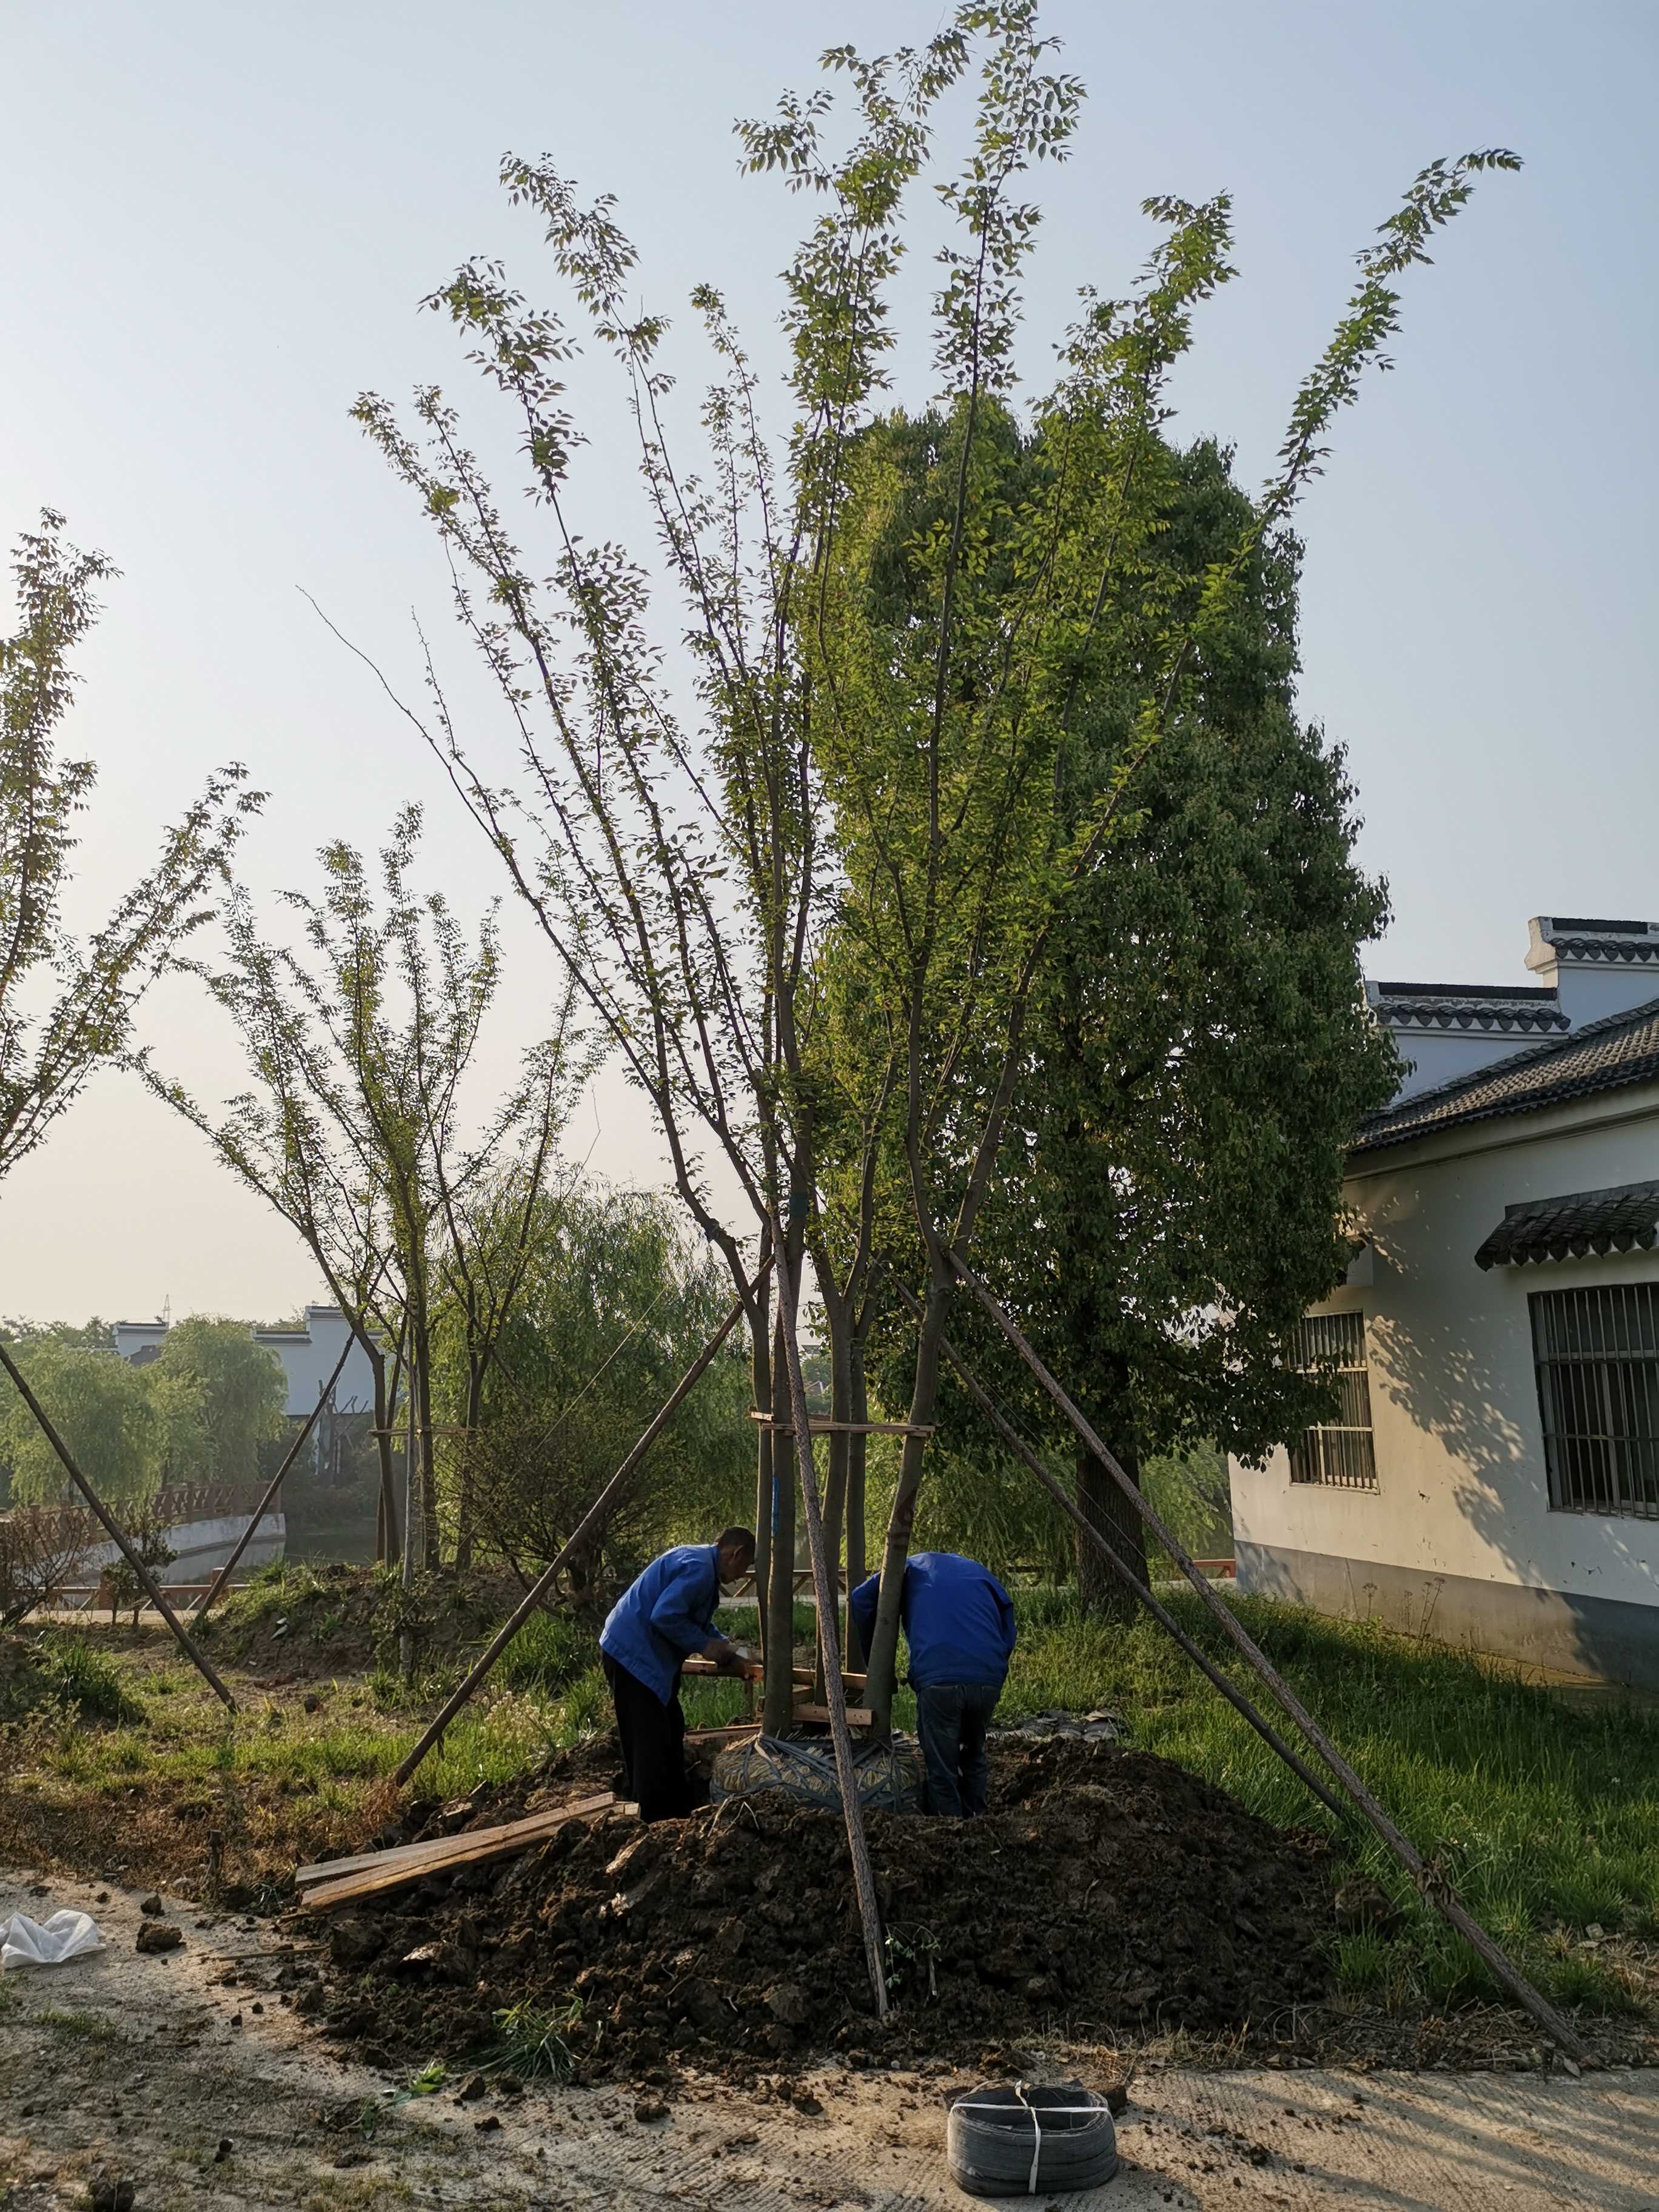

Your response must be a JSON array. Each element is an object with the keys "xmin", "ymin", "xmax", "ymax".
[{"xmin": 36, "ymin": 2005, "xmax": 117, "ymax": 2042}]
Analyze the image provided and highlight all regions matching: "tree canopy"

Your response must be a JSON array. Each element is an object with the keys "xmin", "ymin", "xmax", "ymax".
[{"xmin": 354, "ymin": 1, "xmax": 1515, "ymax": 1719}]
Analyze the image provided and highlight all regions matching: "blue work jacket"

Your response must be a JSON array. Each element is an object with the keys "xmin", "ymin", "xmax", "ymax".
[
  {"xmin": 600, "ymin": 1543, "xmax": 732, "ymax": 1705},
  {"xmin": 848, "ymin": 1551, "xmax": 1017, "ymax": 1690}
]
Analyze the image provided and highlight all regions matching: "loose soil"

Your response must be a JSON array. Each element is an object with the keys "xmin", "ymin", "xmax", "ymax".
[
  {"xmin": 201, "ymin": 1563, "xmax": 531, "ymax": 1679},
  {"xmin": 318, "ymin": 1735, "xmax": 1338, "ymax": 2083}
]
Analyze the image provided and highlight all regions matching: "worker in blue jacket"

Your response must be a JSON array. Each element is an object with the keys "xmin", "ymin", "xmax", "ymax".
[
  {"xmin": 600, "ymin": 1527, "xmax": 761, "ymax": 1821},
  {"xmin": 848, "ymin": 1550, "xmax": 1017, "ymax": 1817}
]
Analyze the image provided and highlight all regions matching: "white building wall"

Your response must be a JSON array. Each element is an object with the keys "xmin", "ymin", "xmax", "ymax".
[
  {"xmin": 113, "ymin": 1305, "xmax": 377, "ymax": 1418},
  {"xmin": 254, "ymin": 1306, "xmax": 378, "ymax": 1417},
  {"xmin": 1230, "ymin": 1086, "xmax": 1659, "ymax": 1676}
]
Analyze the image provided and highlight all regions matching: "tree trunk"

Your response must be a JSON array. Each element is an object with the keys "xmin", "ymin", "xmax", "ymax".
[
  {"xmin": 814, "ymin": 1319, "xmax": 852, "ymax": 1700},
  {"xmin": 843, "ymin": 1335, "xmax": 868, "ymax": 1669},
  {"xmin": 749, "ymin": 1281, "xmax": 773, "ymax": 1665},
  {"xmin": 1076, "ymin": 1383, "xmax": 1145, "ymax": 1619},
  {"xmin": 762, "ymin": 1311, "xmax": 797, "ymax": 1737},
  {"xmin": 863, "ymin": 1279, "xmax": 948, "ymax": 1732},
  {"xmin": 369, "ymin": 1346, "xmax": 399, "ymax": 1565},
  {"xmin": 415, "ymin": 1344, "xmax": 442, "ymax": 1575},
  {"xmin": 454, "ymin": 1356, "xmax": 483, "ymax": 1572}
]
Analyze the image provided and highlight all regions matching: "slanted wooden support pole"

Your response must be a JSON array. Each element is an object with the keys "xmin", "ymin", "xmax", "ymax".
[
  {"xmin": 773, "ymin": 1244, "xmax": 890, "ymax": 2021},
  {"xmin": 0, "ymin": 1341, "xmax": 236, "ymax": 1711},
  {"xmin": 392, "ymin": 1272, "xmax": 766, "ymax": 1789},
  {"xmin": 951, "ymin": 1258, "xmax": 1592, "ymax": 2064},
  {"xmin": 918, "ymin": 1312, "xmax": 1345, "ymax": 1820},
  {"xmin": 193, "ymin": 1331, "xmax": 357, "ymax": 1619}
]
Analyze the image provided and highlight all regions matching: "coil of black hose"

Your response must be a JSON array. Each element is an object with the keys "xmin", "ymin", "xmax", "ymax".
[{"xmin": 945, "ymin": 2082, "xmax": 1118, "ymax": 2197}]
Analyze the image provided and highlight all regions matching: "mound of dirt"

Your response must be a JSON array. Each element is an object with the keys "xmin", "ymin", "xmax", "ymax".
[
  {"xmin": 203, "ymin": 1564, "xmax": 531, "ymax": 1678},
  {"xmin": 318, "ymin": 1736, "xmax": 1333, "ymax": 2082}
]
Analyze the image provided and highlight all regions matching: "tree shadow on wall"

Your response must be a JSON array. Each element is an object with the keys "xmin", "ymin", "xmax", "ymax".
[{"xmin": 1360, "ymin": 1226, "xmax": 1657, "ymax": 1681}]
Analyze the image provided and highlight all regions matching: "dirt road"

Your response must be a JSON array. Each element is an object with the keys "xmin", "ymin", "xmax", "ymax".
[{"xmin": 3, "ymin": 1870, "xmax": 1656, "ymax": 2211}]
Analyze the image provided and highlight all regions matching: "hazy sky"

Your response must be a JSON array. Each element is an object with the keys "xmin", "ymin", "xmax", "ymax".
[{"xmin": 3, "ymin": 0, "xmax": 1655, "ymax": 1324}]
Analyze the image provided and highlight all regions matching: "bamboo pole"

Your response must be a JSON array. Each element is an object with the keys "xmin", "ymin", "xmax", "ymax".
[
  {"xmin": 392, "ymin": 1274, "xmax": 765, "ymax": 1789},
  {"xmin": 0, "ymin": 1341, "xmax": 236, "ymax": 1711},
  {"xmin": 903, "ymin": 1300, "xmax": 1345, "ymax": 1819},
  {"xmin": 193, "ymin": 1332, "xmax": 358, "ymax": 1618},
  {"xmin": 773, "ymin": 1250, "xmax": 890, "ymax": 2020},
  {"xmin": 951, "ymin": 1258, "xmax": 1592, "ymax": 2064}
]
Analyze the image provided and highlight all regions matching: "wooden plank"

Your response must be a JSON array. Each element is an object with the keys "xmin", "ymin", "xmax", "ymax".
[
  {"xmin": 296, "ymin": 1792, "xmax": 614, "ymax": 1903},
  {"xmin": 748, "ymin": 1412, "xmax": 935, "ymax": 1436},
  {"xmin": 793, "ymin": 1703, "xmax": 874, "ymax": 1727},
  {"xmin": 681, "ymin": 1655, "xmax": 868, "ymax": 1691},
  {"xmin": 295, "ymin": 1791, "xmax": 613, "ymax": 1888}
]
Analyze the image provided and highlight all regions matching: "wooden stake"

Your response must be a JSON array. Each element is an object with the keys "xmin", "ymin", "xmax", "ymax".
[
  {"xmin": 0, "ymin": 1341, "xmax": 236, "ymax": 1711},
  {"xmin": 951, "ymin": 1258, "xmax": 1592, "ymax": 2064},
  {"xmin": 193, "ymin": 1331, "xmax": 358, "ymax": 1618},
  {"xmin": 907, "ymin": 1298, "xmax": 1345, "ymax": 1819},
  {"xmin": 773, "ymin": 1244, "xmax": 891, "ymax": 2021},
  {"xmin": 391, "ymin": 1273, "xmax": 766, "ymax": 1789}
]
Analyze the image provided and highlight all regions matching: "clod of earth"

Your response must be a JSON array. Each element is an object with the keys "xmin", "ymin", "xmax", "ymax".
[
  {"xmin": 319, "ymin": 1736, "xmax": 1332, "ymax": 2083},
  {"xmin": 1333, "ymin": 1877, "xmax": 1402, "ymax": 1937},
  {"xmin": 135, "ymin": 1922, "xmax": 183, "ymax": 1955}
]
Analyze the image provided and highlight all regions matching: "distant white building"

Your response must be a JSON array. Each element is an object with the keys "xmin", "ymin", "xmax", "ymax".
[
  {"xmin": 112, "ymin": 1304, "xmax": 377, "ymax": 1418},
  {"xmin": 1230, "ymin": 914, "xmax": 1659, "ymax": 1688}
]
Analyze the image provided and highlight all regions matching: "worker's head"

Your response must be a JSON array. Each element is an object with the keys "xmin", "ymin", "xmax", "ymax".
[{"xmin": 714, "ymin": 1526, "xmax": 756, "ymax": 1584}]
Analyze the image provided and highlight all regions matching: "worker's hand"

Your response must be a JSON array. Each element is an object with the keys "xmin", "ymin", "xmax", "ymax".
[{"xmin": 718, "ymin": 1643, "xmax": 763, "ymax": 1682}]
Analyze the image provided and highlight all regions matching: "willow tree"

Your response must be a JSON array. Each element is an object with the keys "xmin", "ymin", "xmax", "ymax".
[{"xmin": 354, "ymin": 1, "xmax": 1515, "ymax": 1729}]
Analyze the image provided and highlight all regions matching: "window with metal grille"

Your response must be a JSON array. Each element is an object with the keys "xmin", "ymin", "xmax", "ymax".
[
  {"xmin": 1530, "ymin": 1284, "xmax": 1659, "ymax": 1518},
  {"xmin": 1287, "ymin": 1310, "xmax": 1376, "ymax": 1489}
]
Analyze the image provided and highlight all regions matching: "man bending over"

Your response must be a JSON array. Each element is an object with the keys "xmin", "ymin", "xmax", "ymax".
[
  {"xmin": 850, "ymin": 1550, "xmax": 1016, "ymax": 1817},
  {"xmin": 600, "ymin": 1527, "xmax": 760, "ymax": 1821}
]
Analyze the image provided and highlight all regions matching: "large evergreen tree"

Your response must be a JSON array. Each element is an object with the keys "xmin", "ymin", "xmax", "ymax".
[{"xmin": 949, "ymin": 437, "xmax": 1398, "ymax": 1612}]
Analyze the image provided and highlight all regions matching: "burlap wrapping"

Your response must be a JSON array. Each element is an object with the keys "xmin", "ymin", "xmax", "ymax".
[{"xmin": 710, "ymin": 1731, "xmax": 924, "ymax": 1814}]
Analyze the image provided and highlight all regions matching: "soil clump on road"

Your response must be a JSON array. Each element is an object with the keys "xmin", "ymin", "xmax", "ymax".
[{"xmin": 318, "ymin": 1735, "xmax": 1334, "ymax": 2082}]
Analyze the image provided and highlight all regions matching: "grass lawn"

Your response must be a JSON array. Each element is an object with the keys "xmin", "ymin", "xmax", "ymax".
[{"xmin": 3, "ymin": 1575, "xmax": 1655, "ymax": 2026}]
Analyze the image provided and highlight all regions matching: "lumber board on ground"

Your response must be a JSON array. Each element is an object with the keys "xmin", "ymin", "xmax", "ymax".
[{"xmin": 297, "ymin": 1792, "xmax": 616, "ymax": 1906}]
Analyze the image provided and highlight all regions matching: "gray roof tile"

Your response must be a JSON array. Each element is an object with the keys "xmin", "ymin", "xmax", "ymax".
[
  {"xmin": 1354, "ymin": 994, "xmax": 1659, "ymax": 1155},
  {"xmin": 1474, "ymin": 1180, "xmax": 1659, "ymax": 1269}
]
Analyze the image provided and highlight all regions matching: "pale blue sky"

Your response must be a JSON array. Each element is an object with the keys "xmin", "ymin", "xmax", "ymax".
[{"xmin": 2, "ymin": 0, "xmax": 1655, "ymax": 1320}]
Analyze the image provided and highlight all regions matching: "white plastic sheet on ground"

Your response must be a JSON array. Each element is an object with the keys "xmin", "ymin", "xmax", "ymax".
[{"xmin": 1, "ymin": 1908, "xmax": 104, "ymax": 1969}]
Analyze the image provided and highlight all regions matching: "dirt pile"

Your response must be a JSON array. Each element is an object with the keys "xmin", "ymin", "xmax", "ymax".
[
  {"xmin": 318, "ymin": 1736, "xmax": 1333, "ymax": 2082},
  {"xmin": 203, "ymin": 1563, "xmax": 531, "ymax": 1678}
]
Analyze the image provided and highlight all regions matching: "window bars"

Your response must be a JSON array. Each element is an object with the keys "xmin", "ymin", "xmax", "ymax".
[
  {"xmin": 1287, "ymin": 1310, "xmax": 1377, "ymax": 1490},
  {"xmin": 1530, "ymin": 1282, "xmax": 1659, "ymax": 1519}
]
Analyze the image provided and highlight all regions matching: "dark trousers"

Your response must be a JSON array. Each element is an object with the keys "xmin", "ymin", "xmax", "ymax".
[
  {"xmin": 914, "ymin": 1681, "xmax": 1002, "ymax": 1817},
  {"xmin": 603, "ymin": 1652, "xmax": 702, "ymax": 1823}
]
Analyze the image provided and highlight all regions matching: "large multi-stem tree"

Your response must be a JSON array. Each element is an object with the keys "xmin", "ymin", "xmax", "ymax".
[
  {"xmin": 874, "ymin": 434, "xmax": 1400, "ymax": 1615},
  {"xmin": 0, "ymin": 510, "xmax": 255, "ymax": 1185},
  {"xmin": 352, "ymin": 1, "xmax": 1514, "ymax": 1728},
  {"xmin": 147, "ymin": 806, "xmax": 583, "ymax": 1566}
]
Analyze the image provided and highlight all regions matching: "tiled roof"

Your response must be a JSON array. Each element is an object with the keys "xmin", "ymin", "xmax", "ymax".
[
  {"xmin": 1531, "ymin": 916, "xmax": 1659, "ymax": 967},
  {"xmin": 1475, "ymin": 1180, "xmax": 1659, "ymax": 1269},
  {"xmin": 1353, "ymin": 995, "xmax": 1659, "ymax": 1155},
  {"xmin": 1366, "ymin": 979, "xmax": 1569, "ymax": 1035}
]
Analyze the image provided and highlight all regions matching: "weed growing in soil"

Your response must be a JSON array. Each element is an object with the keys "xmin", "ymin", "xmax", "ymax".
[{"xmin": 474, "ymin": 1996, "xmax": 585, "ymax": 2080}]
